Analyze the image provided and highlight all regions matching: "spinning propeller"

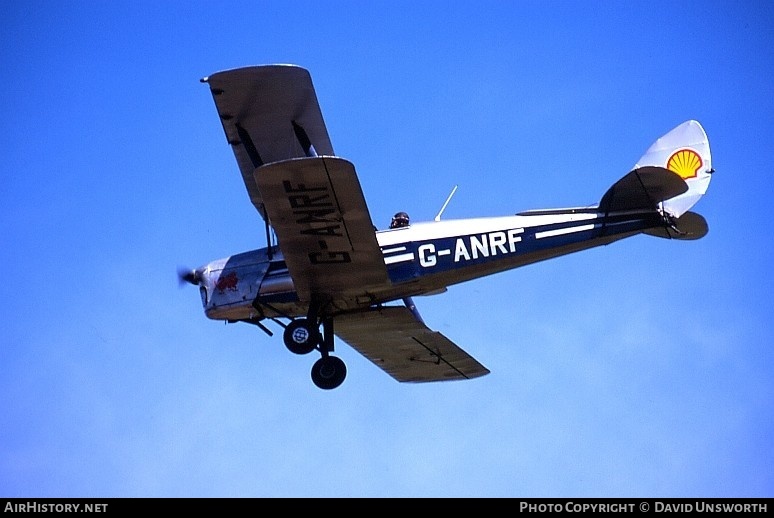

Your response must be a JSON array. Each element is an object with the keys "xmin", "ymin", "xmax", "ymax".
[{"xmin": 177, "ymin": 267, "xmax": 203, "ymax": 287}]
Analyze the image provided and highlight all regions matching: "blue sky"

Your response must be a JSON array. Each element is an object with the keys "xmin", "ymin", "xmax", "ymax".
[{"xmin": 1, "ymin": 1, "xmax": 772, "ymax": 497}]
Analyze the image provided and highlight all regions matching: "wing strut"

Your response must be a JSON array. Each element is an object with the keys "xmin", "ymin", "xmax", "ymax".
[
  {"xmin": 402, "ymin": 297, "xmax": 424, "ymax": 324},
  {"xmin": 264, "ymin": 219, "xmax": 274, "ymax": 260},
  {"xmin": 235, "ymin": 124, "xmax": 264, "ymax": 168},
  {"xmin": 292, "ymin": 121, "xmax": 319, "ymax": 158}
]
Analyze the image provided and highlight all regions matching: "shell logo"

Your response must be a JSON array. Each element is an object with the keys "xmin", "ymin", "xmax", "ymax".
[{"xmin": 667, "ymin": 149, "xmax": 702, "ymax": 180}]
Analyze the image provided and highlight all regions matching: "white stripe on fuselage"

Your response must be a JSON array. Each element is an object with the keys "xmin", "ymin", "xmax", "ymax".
[
  {"xmin": 535, "ymin": 223, "xmax": 596, "ymax": 239},
  {"xmin": 381, "ymin": 246, "xmax": 407, "ymax": 254},
  {"xmin": 384, "ymin": 252, "xmax": 415, "ymax": 265},
  {"xmin": 377, "ymin": 212, "xmax": 602, "ymax": 267},
  {"xmin": 377, "ymin": 212, "xmax": 600, "ymax": 247}
]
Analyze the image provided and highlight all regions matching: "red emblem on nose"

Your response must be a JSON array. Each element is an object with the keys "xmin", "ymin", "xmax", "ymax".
[{"xmin": 215, "ymin": 272, "xmax": 238, "ymax": 293}]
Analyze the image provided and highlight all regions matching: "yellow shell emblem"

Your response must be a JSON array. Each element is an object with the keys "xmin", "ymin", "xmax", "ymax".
[{"xmin": 667, "ymin": 149, "xmax": 702, "ymax": 180}]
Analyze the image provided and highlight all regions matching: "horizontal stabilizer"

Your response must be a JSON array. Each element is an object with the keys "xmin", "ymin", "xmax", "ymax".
[
  {"xmin": 644, "ymin": 211, "xmax": 708, "ymax": 240},
  {"xmin": 599, "ymin": 166, "xmax": 688, "ymax": 213}
]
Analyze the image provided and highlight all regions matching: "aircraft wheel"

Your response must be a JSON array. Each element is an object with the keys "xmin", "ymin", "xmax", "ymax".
[
  {"xmin": 311, "ymin": 356, "xmax": 347, "ymax": 390},
  {"xmin": 283, "ymin": 319, "xmax": 319, "ymax": 355}
]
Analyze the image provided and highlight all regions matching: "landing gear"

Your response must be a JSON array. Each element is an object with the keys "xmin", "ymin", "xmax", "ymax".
[
  {"xmin": 283, "ymin": 318, "xmax": 318, "ymax": 355},
  {"xmin": 281, "ymin": 312, "xmax": 347, "ymax": 390},
  {"xmin": 311, "ymin": 356, "xmax": 347, "ymax": 390}
]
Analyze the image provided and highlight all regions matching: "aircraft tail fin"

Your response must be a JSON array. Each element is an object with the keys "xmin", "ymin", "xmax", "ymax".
[
  {"xmin": 633, "ymin": 120, "xmax": 713, "ymax": 218},
  {"xmin": 599, "ymin": 120, "xmax": 713, "ymax": 219}
]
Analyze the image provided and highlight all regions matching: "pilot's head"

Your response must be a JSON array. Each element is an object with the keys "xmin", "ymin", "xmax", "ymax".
[{"xmin": 390, "ymin": 212, "xmax": 410, "ymax": 229}]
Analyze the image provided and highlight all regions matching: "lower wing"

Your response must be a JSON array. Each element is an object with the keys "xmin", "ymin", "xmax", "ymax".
[{"xmin": 334, "ymin": 305, "xmax": 490, "ymax": 383}]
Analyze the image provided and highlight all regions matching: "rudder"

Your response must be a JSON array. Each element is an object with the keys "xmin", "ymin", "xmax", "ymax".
[{"xmin": 633, "ymin": 120, "xmax": 713, "ymax": 218}]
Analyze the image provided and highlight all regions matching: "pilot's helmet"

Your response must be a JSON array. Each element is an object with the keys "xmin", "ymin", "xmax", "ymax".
[{"xmin": 390, "ymin": 211, "xmax": 410, "ymax": 229}]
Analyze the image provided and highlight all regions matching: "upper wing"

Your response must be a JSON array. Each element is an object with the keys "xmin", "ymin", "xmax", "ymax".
[
  {"xmin": 202, "ymin": 65, "xmax": 334, "ymax": 222},
  {"xmin": 254, "ymin": 156, "xmax": 391, "ymax": 303},
  {"xmin": 334, "ymin": 305, "xmax": 490, "ymax": 383}
]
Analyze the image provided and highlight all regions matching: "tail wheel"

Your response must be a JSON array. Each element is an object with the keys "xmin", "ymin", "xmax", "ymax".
[
  {"xmin": 283, "ymin": 318, "xmax": 319, "ymax": 355},
  {"xmin": 311, "ymin": 356, "xmax": 347, "ymax": 390}
]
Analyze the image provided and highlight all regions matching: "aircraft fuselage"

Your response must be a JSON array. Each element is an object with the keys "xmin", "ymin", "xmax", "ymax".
[{"xmin": 194, "ymin": 207, "xmax": 660, "ymax": 324}]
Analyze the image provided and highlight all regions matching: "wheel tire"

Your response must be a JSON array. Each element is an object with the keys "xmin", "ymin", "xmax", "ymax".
[
  {"xmin": 311, "ymin": 356, "xmax": 347, "ymax": 390},
  {"xmin": 283, "ymin": 319, "xmax": 318, "ymax": 355}
]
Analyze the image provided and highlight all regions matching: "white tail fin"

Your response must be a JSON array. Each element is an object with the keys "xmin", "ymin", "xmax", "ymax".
[{"xmin": 634, "ymin": 120, "xmax": 713, "ymax": 218}]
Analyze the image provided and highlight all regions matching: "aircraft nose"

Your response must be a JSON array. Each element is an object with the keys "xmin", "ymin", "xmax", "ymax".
[{"xmin": 178, "ymin": 267, "xmax": 203, "ymax": 287}]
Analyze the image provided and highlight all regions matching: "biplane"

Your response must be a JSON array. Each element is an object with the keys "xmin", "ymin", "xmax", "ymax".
[{"xmin": 180, "ymin": 64, "xmax": 713, "ymax": 390}]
